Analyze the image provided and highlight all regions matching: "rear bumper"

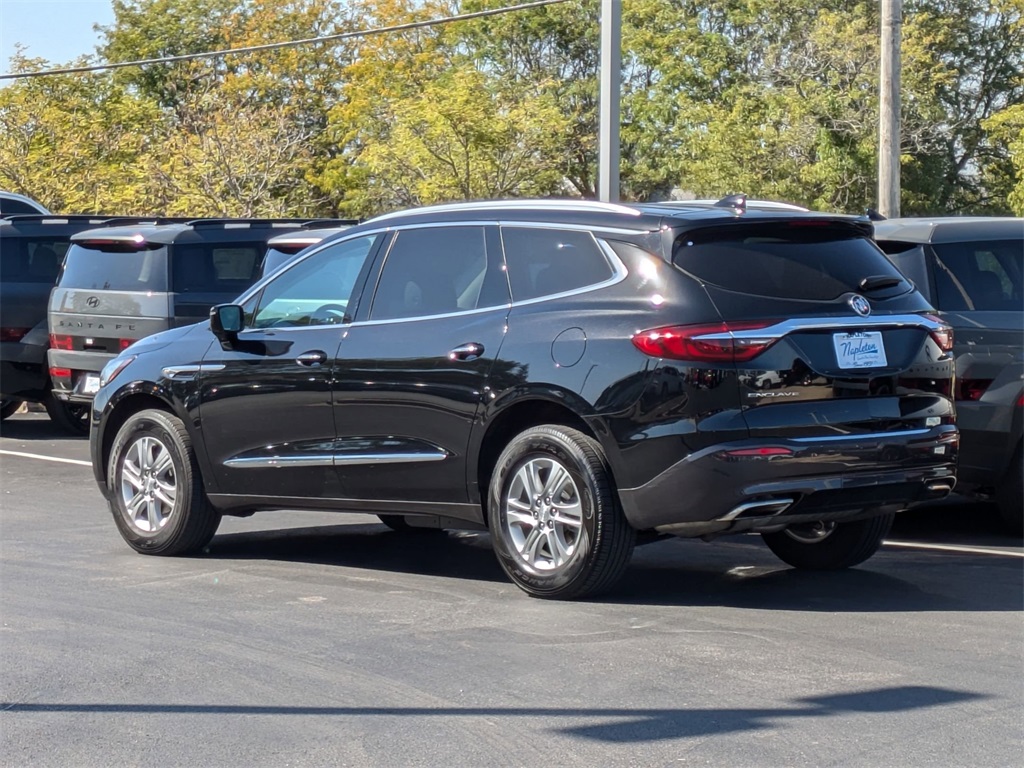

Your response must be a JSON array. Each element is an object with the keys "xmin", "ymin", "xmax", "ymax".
[
  {"xmin": 618, "ymin": 425, "xmax": 959, "ymax": 534},
  {"xmin": 48, "ymin": 348, "xmax": 114, "ymax": 403}
]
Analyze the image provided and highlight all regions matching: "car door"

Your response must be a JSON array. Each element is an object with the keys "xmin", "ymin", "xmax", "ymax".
[
  {"xmin": 198, "ymin": 234, "xmax": 381, "ymax": 500},
  {"xmin": 331, "ymin": 224, "xmax": 511, "ymax": 512}
]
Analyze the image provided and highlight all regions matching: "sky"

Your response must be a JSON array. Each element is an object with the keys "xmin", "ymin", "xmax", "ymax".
[{"xmin": 1, "ymin": 0, "xmax": 115, "ymax": 72}]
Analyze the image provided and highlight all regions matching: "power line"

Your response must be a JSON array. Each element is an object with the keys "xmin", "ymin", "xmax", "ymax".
[{"xmin": 0, "ymin": 0, "xmax": 572, "ymax": 81}]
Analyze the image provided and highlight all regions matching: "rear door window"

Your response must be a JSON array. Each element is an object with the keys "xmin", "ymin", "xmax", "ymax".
[
  {"xmin": 368, "ymin": 226, "xmax": 507, "ymax": 320},
  {"xmin": 0, "ymin": 238, "xmax": 69, "ymax": 283},
  {"xmin": 931, "ymin": 240, "xmax": 1023, "ymax": 311},
  {"xmin": 171, "ymin": 244, "xmax": 262, "ymax": 294},
  {"xmin": 673, "ymin": 222, "xmax": 909, "ymax": 300},
  {"xmin": 58, "ymin": 244, "xmax": 168, "ymax": 291},
  {"xmin": 501, "ymin": 227, "xmax": 614, "ymax": 301}
]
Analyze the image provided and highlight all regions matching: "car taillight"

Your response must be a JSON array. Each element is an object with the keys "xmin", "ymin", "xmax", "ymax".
[
  {"xmin": 958, "ymin": 379, "xmax": 993, "ymax": 402},
  {"xmin": 631, "ymin": 321, "xmax": 778, "ymax": 363},
  {"xmin": 922, "ymin": 314, "xmax": 954, "ymax": 352},
  {"xmin": 119, "ymin": 338, "xmax": 134, "ymax": 351},
  {"xmin": 49, "ymin": 367, "xmax": 71, "ymax": 379},
  {"xmin": 0, "ymin": 327, "xmax": 30, "ymax": 342},
  {"xmin": 49, "ymin": 333, "xmax": 73, "ymax": 350}
]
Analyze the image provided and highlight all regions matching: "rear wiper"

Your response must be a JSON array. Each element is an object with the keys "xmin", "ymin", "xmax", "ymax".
[{"xmin": 858, "ymin": 275, "xmax": 903, "ymax": 291}]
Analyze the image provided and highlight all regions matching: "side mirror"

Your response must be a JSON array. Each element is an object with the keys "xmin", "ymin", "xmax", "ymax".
[{"xmin": 210, "ymin": 304, "xmax": 244, "ymax": 346}]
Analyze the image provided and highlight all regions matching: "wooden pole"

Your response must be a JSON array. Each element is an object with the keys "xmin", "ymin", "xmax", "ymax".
[{"xmin": 879, "ymin": 0, "xmax": 902, "ymax": 218}]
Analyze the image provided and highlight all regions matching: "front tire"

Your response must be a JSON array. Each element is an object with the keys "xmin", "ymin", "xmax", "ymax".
[
  {"xmin": 0, "ymin": 398, "xmax": 22, "ymax": 420},
  {"xmin": 488, "ymin": 425, "xmax": 635, "ymax": 599},
  {"xmin": 107, "ymin": 408, "xmax": 221, "ymax": 555},
  {"xmin": 762, "ymin": 514, "xmax": 894, "ymax": 570},
  {"xmin": 45, "ymin": 395, "xmax": 90, "ymax": 436}
]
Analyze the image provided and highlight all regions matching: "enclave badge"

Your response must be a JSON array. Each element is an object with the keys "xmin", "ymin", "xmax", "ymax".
[{"xmin": 848, "ymin": 294, "xmax": 871, "ymax": 317}]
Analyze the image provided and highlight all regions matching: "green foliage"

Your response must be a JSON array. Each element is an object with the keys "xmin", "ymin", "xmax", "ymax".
[{"xmin": 0, "ymin": 0, "xmax": 1021, "ymax": 217}]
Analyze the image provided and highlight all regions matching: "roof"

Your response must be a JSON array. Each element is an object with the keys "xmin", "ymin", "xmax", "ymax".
[
  {"xmin": 69, "ymin": 218, "xmax": 324, "ymax": 247},
  {"xmin": 350, "ymin": 198, "xmax": 863, "ymax": 236},
  {"xmin": 873, "ymin": 217, "xmax": 1024, "ymax": 244},
  {"xmin": 266, "ymin": 226, "xmax": 352, "ymax": 248},
  {"xmin": 0, "ymin": 191, "xmax": 50, "ymax": 215}
]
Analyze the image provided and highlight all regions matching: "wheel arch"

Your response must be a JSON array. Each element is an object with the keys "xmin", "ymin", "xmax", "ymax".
[{"xmin": 99, "ymin": 387, "xmax": 186, "ymax": 486}]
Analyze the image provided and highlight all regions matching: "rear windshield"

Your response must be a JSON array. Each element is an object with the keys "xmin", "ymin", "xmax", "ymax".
[
  {"xmin": 59, "ymin": 244, "xmax": 168, "ymax": 291},
  {"xmin": 931, "ymin": 239, "xmax": 1022, "ymax": 312},
  {"xmin": 0, "ymin": 237, "xmax": 70, "ymax": 284},
  {"xmin": 171, "ymin": 243, "xmax": 263, "ymax": 294},
  {"xmin": 673, "ymin": 222, "xmax": 908, "ymax": 300}
]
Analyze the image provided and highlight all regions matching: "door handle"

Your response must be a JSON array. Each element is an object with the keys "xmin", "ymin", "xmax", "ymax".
[
  {"xmin": 448, "ymin": 342, "xmax": 485, "ymax": 361},
  {"xmin": 296, "ymin": 350, "xmax": 327, "ymax": 367}
]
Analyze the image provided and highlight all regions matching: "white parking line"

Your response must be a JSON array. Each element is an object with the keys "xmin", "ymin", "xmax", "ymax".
[
  {"xmin": 885, "ymin": 540, "xmax": 1024, "ymax": 558},
  {"xmin": 0, "ymin": 449, "xmax": 91, "ymax": 467}
]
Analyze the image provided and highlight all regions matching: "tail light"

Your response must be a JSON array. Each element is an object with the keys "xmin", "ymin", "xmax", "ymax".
[
  {"xmin": 119, "ymin": 338, "xmax": 134, "ymax": 351},
  {"xmin": 49, "ymin": 333, "xmax": 73, "ymax": 350},
  {"xmin": 958, "ymin": 379, "xmax": 993, "ymax": 402},
  {"xmin": 0, "ymin": 327, "xmax": 30, "ymax": 342},
  {"xmin": 49, "ymin": 367, "xmax": 71, "ymax": 379},
  {"xmin": 923, "ymin": 314, "xmax": 954, "ymax": 352},
  {"xmin": 632, "ymin": 321, "xmax": 777, "ymax": 363}
]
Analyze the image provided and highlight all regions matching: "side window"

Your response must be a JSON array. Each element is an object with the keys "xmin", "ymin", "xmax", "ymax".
[
  {"xmin": 932, "ymin": 240, "xmax": 1022, "ymax": 311},
  {"xmin": 369, "ymin": 226, "xmax": 506, "ymax": 321},
  {"xmin": 501, "ymin": 227, "xmax": 614, "ymax": 302},
  {"xmin": 251, "ymin": 235, "xmax": 377, "ymax": 328}
]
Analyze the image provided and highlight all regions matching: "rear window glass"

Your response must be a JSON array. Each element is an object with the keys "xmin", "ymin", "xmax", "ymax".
[
  {"xmin": 931, "ymin": 239, "xmax": 1022, "ymax": 312},
  {"xmin": 0, "ymin": 238, "xmax": 69, "ymax": 283},
  {"xmin": 171, "ymin": 244, "xmax": 262, "ymax": 294},
  {"xmin": 59, "ymin": 244, "xmax": 168, "ymax": 291},
  {"xmin": 260, "ymin": 247, "xmax": 301, "ymax": 278},
  {"xmin": 673, "ymin": 222, "xmax": 907, "ymax": 300}
]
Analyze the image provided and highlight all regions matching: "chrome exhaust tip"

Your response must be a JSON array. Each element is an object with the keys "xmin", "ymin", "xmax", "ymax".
[{"xmin": 718, "ymin": 497, "xmax": 796, "ymax": 522}]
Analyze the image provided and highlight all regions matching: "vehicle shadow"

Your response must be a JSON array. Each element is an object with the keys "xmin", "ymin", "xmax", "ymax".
[
  {"xmin": 207, "ymin": 523, "xmax": 1023, "ymax": 612},
  {"xmin": 0, "ymin": 685, "xmax": 987, "ymax": 743},
  {"xmin": 0, "ymin": 413, "xmax": 80, "ymax": 440}
]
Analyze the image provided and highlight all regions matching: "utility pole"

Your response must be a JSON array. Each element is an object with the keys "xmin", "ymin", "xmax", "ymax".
[
  {"xmin": 598, "ymin": 0, "xmax": 621, "ymax": 202},
  {"xmin": 878, "ymin": 0, "xmax": 902, "ymax": 218}
]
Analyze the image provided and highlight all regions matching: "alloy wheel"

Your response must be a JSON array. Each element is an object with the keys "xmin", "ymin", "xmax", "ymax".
[
  {"xmin": 119, "ymin": 435, "xmax": 177, "ymax": 534},
  {"xmin": 504, "ymin": 456, "xmax": 585, "ymax": 572}
]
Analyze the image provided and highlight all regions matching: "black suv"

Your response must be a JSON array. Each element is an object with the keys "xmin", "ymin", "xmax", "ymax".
[
  {"xmin": 875, "ymin": 217, "xmax": 1022, "ymax": 532},
  {"xmin": 89, "ymin": 199, "xmax": 958, "ymax": 599}
]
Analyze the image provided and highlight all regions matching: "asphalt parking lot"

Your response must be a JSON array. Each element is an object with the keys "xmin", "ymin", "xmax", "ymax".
[{"xmin": 1, "ymin": 412, "xmax": 1022, "ymax": 767}]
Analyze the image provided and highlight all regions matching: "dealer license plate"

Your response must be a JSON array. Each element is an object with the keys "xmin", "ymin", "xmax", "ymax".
[
  {"xmin": 82, "ymin": 374, "xmax": 101, "ymax": 395},
  {"xmin": 833, "ymin": 331, "xmax": 887, "ymax": 369}
]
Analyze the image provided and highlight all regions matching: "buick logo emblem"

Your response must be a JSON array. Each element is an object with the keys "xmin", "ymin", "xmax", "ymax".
[
  {"xmin": 86, "ymin": 296, "xmax": 100, "ymax": 308},
  {"xmin": 849, "ymin": 294, "xmax": 871, "ymax": 317}
]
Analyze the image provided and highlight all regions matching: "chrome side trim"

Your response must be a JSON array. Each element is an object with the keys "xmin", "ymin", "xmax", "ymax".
[
  {"xmin": 224, "ymin": 455, "xmax": 335, "ymax": 468},
  {"xmin": 717, "ymin": 498, "xmax": 795, "ymax": 522},
  {"xmin": 333, "ymin": 452, "xmax": 448, "ymax": 465},
  {"xmin": 696, "ymin": 314, "xmax": 946, "ymax": 341},
  {"xmin": 162, "ymin": 363, "xmax": 225, "ymax": 380},
  {"xmin": 789, "ymin": 428, "xmax": 931, "ymax": 443},
  {"xmin": 224, "ymin": 451, "xmax": 448, "ymax": 468}
]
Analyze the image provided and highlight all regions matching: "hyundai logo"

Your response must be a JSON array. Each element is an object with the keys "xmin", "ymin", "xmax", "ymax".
[
  {"xmin": 86, "ymin": 296, "xmax": 100, "ymax": 308},
  {"xmin": 848, "ymin": 294, "xmax": 871, "ymax": 317}
]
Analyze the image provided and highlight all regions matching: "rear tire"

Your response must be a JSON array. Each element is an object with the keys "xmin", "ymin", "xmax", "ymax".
[
  {"xmin": 107, "ymin": 408, "xmax": 221, "ymax": 555},
  {"xmin": 488, "ymin": 425, "xmax": 635, "ymax": 599},
  {"xmin": 0, "ymin": 398, "xmax": 22, "ymax": 420},
  {"xmin": 45, "ymin": 395, "xmax": 90, "ymax": 436},
  {"xmin": 996, "ymin": 446, "xmax": 1023, "ymax": 536},
  {"xmin": 762, "ymin": 514, "xmax": 894, "ymax": 570}
]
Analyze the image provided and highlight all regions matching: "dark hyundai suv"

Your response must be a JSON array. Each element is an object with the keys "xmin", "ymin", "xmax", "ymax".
[{"xmin": 89, "ymin": 199, "xmax": 958, "ymax": 599}]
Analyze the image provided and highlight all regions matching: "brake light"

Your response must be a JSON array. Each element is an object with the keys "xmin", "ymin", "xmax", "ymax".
[
  {"xmin": 49, "ymin": 333, "xmax": 73, "ymax": 350},
  {"xmin": 49, "ymin": 367, "xmax": 71, "ymax": 379},
  {"xmin": 0, "ymin": 327, "xmax": 30, "ymax": 342},
  {"xmin": 958, "ymin": 379, "xmax": 993, "ymax": 402},
  {"xmin": 632, "ymin": 321, "xmax": 777, "ymax": 363},
  {"xmin": 923, "ymin": 314, "xmax": 954, "ymax": 352},
  {"xmin": 1017, "ymin": 393, "xmax": 1023, "ymax": 407},
  {"xmin": 119, "ymin": 338, "xmax": 134, "ymax": 351}
]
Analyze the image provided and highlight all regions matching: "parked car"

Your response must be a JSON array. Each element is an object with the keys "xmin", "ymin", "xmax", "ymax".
[
  {"xmin": 874, "ymin": 217, "xmax": 1023, "ymax": 533},
  {"xmin": 0, "ymin": 191, "xmax": 49, "ymax": 215},
  {"xmin": 1, "ymin": 214, "xmax": 152, "ymax": 431},
  {"xmin": 89, "ymin": 198, "xmax": 958, "ymax": 599},
  {"xmin": 260, "ymin": 222, "xmax": 357, "ymax": 279},
  {"xmin": 48, "ymin": 218, "xmax": 317, "ymax": 427}
]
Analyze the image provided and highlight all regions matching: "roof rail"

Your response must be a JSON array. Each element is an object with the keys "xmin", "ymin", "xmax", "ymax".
[
  {"xmin": 185, "ymin": 218, "xmax": 312, "ymax": 229},
  {"xmin": 367, "ymin": 198, "xmax": 643, "ymax": 224}
]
